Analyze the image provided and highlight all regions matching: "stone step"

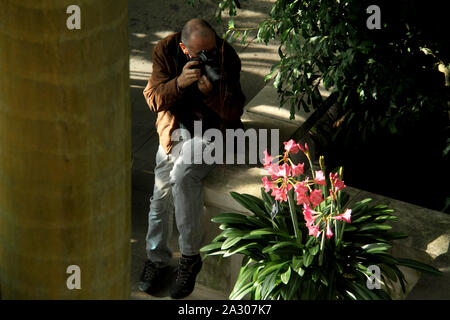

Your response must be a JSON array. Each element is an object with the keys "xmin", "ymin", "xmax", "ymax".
[{"xmin": 244, "ymin": 83, "xmax": 331, "ymax": 126}]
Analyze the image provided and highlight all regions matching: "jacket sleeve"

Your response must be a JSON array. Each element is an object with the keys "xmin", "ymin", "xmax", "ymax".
[
  {"xmin": 143, "ymin": 41, "xmax": 182, "ymax": 113},
  {"xmin": 202, "ymin": 45, "xmax": 246, "ymax": 124}
]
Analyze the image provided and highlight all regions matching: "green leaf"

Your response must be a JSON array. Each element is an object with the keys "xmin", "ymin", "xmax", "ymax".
[
  {"xmin": 351, "ymin": 198, "xmax": 373, "ymax": 212},
  {"xmin": 211, "ymin": 212, "xmax": 251, "ymax": 225},
  {"xmin": 231, "ymin": 261, "xmax": 261, "ymax": 297},
  {"xmin": 260, "ymin": 271, "xmax": 279, "ymax": 299},
  {"xmin": 344, "ymin": 280, "xmax": 379, "ymax": 300},
  {"xmin": 224, "ymin": 242, "xmax": 260, "ymax": 257},
  {"xmin": 309, "ymin": 244, "xmax": 320, "ymax": 256},
  {"xmin": 320, "ymin": 274, "xmax": 329, "ymax": 287},
  {"xmin": 292, "ymin": 256, "xmax": 303, "ymax": 269},
  {"xmin": 259, "ymin": 261, "xmax": 289, "ymax": 278},
  {"xmin": 303, "ymin": 251, "xmax": 314, "ymax": 267},
  {"xmin": 245, "ymin": 228, "xmax": 291, "ymax": 240},
  {"xmin": 396, "ymin": 258, "xmax": 443, "ymax": 276},
  {"xmin": 362, "ymin": 243, "xmax": 392, "ymax": 253},
  {"xmin": 230, "ymin": 282, "xmax": 254, "ymax": 300},
  {"xmin": 246, "ymin": 215, "xmax": 271, "ymax": 228},
  {"xmin": 370, "ymin": 253, "xmax": 399, "ymax": 265},
  {"xmin": 221, "ymin": 236, "xmax": 242, "ymax": 250},
  {"xmin": 358, "ymin": 223, "xmax": 392, "ymax": 232},
  {"xmin": 230, "ymin": 192, "xmax": 268, "ymax": 219},
  {"xmin": 200, "ymin": 242, "xmax": 223, "ymax": 253},
  {"xmin": 262, "ymin": 240, "xmax": 301, "ymax": 253},
  {"xmin": 274, "ymin": 72, "xmax": 282, "ymax": 89},
  {"xmin": 343, "ymin": 225, "xmax": 358, "ymax": 232},
  {"xmin": 374, "ymin": 215, "xmax": 399, "ymax": 222},
  {"xmin": 389, "ymin": 264, "xmax": 407, "ymax": 293},
  {"xmin": 281, "ymin": 267, "xmax": 292, "ymax": 284},
  {"xmin": 379, "ymin": 263, "xmax": 400, "ymax": 283},
  {"xmin": 261, "ymin": 187, "xmax": 274, "ymax": 205},
  {"xmin": 222, "ymin": 228, "xmax": 248, "ymax": 238},
  {"xmin": 352, "ymin": 215, "xmax": 373, "ymax": 224},
  {"xmin": 281, "ymin": 273, "xmax": 302, "ymax": 299},
  {"xmin": 383, "ymin": 232, "xmax": 408, "ymax": 240}
]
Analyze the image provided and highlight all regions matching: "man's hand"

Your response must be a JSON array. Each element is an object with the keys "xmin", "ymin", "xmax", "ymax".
[
  {"xmin": 177, "ymin": 61, "xmax": 201, "ymax": 89},
  {"xmin": 197, "ymin": 75, "xmax": 213, "ymax": 96}
]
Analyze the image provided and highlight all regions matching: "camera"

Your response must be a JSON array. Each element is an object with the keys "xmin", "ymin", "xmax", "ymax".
[{"xmin": 190, "ymin": 49, "xmax": 221, "ymax": 83}]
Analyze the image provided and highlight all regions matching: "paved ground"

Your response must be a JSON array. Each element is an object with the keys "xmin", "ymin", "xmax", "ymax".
[{"xmin": 128, "ymin": 0, "xmax": 279, "ymax": 299}]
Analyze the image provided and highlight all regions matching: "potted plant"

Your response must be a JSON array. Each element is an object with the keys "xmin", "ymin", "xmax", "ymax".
[{"xmin": 201, "ymin": 139, "xmax": 441, "ymax": 300}]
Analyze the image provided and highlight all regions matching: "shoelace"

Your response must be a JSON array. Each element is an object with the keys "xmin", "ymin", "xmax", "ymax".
[
  {"xmin": 143, "ymin": 260, "xmax": 158, "ymax": 281},
  {"xmin": 176, "ymin": 260, "xmax": 193, "ymax": 286}
]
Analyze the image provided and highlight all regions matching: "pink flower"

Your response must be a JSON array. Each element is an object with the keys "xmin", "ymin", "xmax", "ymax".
[
  {"xmin": 314, "ymin": 170, "xmax": 326, "ymax": 186},
  {"xmin": 263, "ymin": 150, "xmax": 273, "ymax": 168},
  {"xmin": 302, "ymin": 204, "xmax": 316, "ymax": 226},
  {"xmin": 308, "ymin": 223, "xmax": 321, "ymax": 237},
  {"xmin": 266, "ymin": 163, "xmax": 280, "ymax": 178},
  {"xmin": 330, "ymin": 172, "xmax": 346, "ymax": 192},
  {"xmin": 296, "ymin": 193, "xmax": 309, "ymax": 206},
  {"xmin": 303, "ymin": 203, "xmax": 321, "ymax": 238},
  {"xmin": 277, "ymin": 163, "xmax": 291, "ymax": 178},
  {"xmin": 262, "ymin": 176, "xmax": 272, "ymax": 193},
  {"xmin": 326, "ymin": 221, "xmax": 334, "ymax": 239},
  {"xmin": 294, "ymin": 181, "xmax": 309, "ymax": 205},
  {"xmin": 291, "ymin": 162, "xmax": 304, "ymax": 177},
  {"xmin": 329, "ymin": 172, "xmax": 338, "ymax": 182},
  {"xmin": 271, "ymin": 186, "xmax": 287, "ymax": 202},
  {"xmin": 334, "ymin": 208, "xmax": 352, "ymax": 223},
  {"xmin": 283, "ymin": 139, "xmax": 299, "ymax": 154},
  {"xmin": 309, "ymin": 189, "xmax": 324, "ymax": 207},
  {"xmin": 294, "ymin": 180, "xmax": 308, "ymax": 194},
  {"xmin": 298, "ymin": 142, "xmax": 309, "ymax": 154},
  {"xmin": 334, "ymin": 179, "xmax": 346, "ymax": 192}
]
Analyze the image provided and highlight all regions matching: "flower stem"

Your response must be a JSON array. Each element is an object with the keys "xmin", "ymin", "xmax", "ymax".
[
  {"xmin": 287, "ymin": 189, "xmax": 302, "ymax": 242},
  {"xmin": 335, "ymin": 191, "xmax": 345, "ymax": 248},
  {"xmin": 338, "ymin": 215, "xmax": 346, "ymax": 248},
  {"xmin": 319, "ymin": 228, "xmax": 326, "ymax": 266},
  {"xmin": 307, "ymin": 155, "xmax": 316, "ymax": 180}
]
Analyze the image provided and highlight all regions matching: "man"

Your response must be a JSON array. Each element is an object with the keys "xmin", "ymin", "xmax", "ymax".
[{"xmin": 140, "ymin": 18, "xmax": 245, "ymax": 299}]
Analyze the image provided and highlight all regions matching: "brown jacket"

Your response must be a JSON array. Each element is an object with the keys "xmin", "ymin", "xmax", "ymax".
[{"xmin": 143, "ymin": 32, "xmax": 246, "ymax": 155}]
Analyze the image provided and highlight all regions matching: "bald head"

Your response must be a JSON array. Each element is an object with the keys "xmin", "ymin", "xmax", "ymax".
[{"xmin": 181, "ymin": 19, "xmax": 215, "ymax": 47}]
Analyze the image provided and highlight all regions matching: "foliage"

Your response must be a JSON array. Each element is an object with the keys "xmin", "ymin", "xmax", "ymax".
[
  {"xmin": 187, "ymin": 0, "xmax": 450, "ymax": 212},
  {"xmin": 200, "ymin": 0, "xmax": 449, "ymax": 141},
  {"xmin": 201, "ymin": 140, "xmax": 442, "ymax": 300}
]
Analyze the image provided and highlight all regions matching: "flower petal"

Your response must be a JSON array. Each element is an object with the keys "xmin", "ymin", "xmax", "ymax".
[
  {"xmin": 326, "ymin": 221, "xmax": 334, "ymax": 239},
  {"xmin": 314, "ymin": 170, "xmax": 326, "ymax": 186},
  {"xmin": 283, "ymin": 139, "xmax": 299, "ymax": 154},
  {"xmin": 309, "ymin": 189, "xmax": 324, "ymax": 207}
]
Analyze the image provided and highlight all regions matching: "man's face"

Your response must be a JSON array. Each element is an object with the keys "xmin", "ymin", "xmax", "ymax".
[{"xmin": 182, "ymin": 33, "xmax": 217, "ymax": 59}]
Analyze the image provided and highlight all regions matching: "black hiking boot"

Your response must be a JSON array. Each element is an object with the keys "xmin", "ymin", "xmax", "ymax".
[
  {"xmin": 138, "ymin": 259, "xmax": 167, "ymax": 295},
  {"xmin": 170, "ymin": 254, "xmax": 203, "ymax": 299}
]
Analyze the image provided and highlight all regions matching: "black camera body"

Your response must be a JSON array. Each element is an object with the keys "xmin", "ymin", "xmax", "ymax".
[{"xmin": 190, "ymin": 50, "xmax": 221, "ymax": 83}]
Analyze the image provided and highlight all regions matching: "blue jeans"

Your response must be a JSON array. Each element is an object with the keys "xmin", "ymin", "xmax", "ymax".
[{"xmin": 145, "ymin": 135, "xmax": 216, "ymax": 267}]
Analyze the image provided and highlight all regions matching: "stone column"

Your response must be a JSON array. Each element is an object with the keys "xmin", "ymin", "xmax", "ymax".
[{"xmin": 0, "ymin": 0, "xmax": 131, "ymax": 299}]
